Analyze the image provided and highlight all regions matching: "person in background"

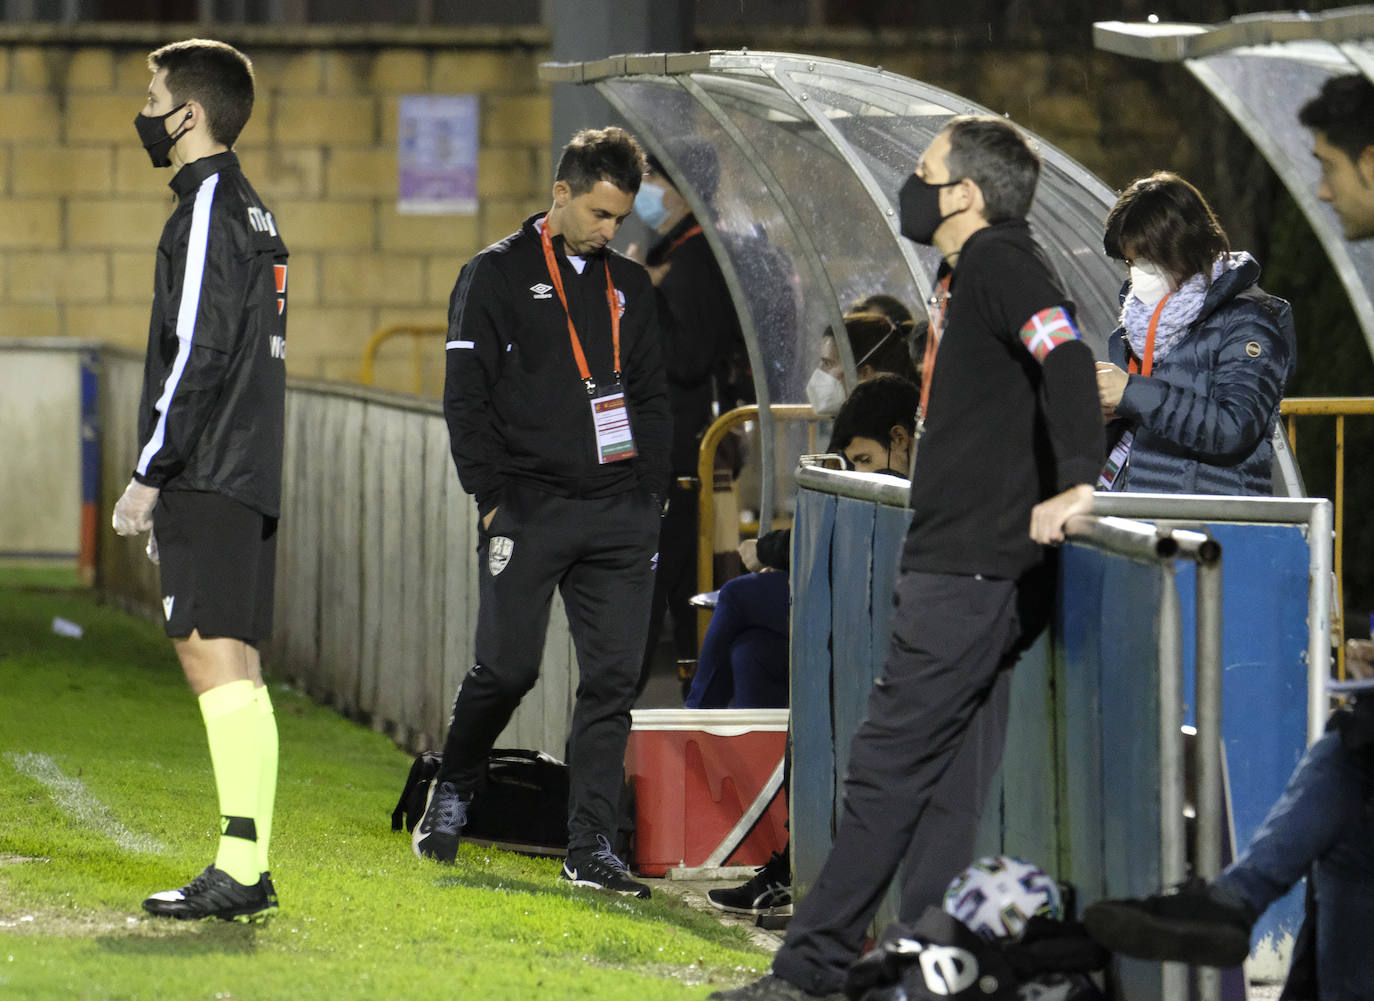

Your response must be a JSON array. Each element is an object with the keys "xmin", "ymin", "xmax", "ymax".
[
  {"xmin": 688, "ymin": 375, "xmax": 919, "ymax": 713},
  {"xmin": 805, "ymin": 312, "xmax": 919, "ymax": 419},
  {"xmin": 1085, "ymin": 74, "xmax": 1374, "ymax": 1001},
  {"xmin": 415, "ymin": 127, "xmax": 670, "ymax": 901},
  {"xmin": 1094, "ymin": 171, "xmax": 1295, "ymax": 495},
  {"xmin": 113, "ymin": 38, "xmax": 287, "ymax": 922},
  {"xmin": 631, "ymin": 139, "xmax": 745, "ymax": 700},
  {"xmin": 713, "ymin": 112, "xmax": 1102, "ymax": 1001}
]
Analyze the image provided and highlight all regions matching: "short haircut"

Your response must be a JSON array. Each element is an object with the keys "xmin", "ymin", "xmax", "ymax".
[
  {"xmin": 647, "ymin": 135, "xmax": 720, "ymax": 202},
  {"xmin": 842, "ymin": 312, "xmax": 919, "ymax": 382},
  {"xmin": 827, "ymin": 373, "xmax": 920, "ymax": 455},
  {"xmin": 148, "ymin": 38, "xmax": 254, "ymax": 147},
  {"xmin": 555, "ymin": 126, "xmax": 646, "ymax": 197},
  {"xmin": 1103, "ymin": 171, "xmax": 1229, "ymax": 285},
  {"xmin": 942, "ymin": 115, "xmax": 1041, "ymax": 223},
  {"xmin": 1299, "ymin": 74, "xmax": 1374, "ymax": 164},
  {"xmin": 847, "ymin": 292, "xmax": 914, "ymax": 325}
]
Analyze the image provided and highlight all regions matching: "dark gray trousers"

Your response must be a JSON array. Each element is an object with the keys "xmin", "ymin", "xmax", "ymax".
[
  {"xmin": 772, "ymin": 570, "xmax": 1029, "ymax": 996},
  {"xmin": 436, "ymin": 483, "xmax": 659, "ymax": 853}
]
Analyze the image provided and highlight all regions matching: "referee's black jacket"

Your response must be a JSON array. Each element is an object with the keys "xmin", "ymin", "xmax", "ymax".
[
  {"xmin": 133, "ymin": 151, "xmax": 289, "ymax": 518},
  {"xmin": 443, "ymin": 213, "xmax": 672, "ymax": 517}
]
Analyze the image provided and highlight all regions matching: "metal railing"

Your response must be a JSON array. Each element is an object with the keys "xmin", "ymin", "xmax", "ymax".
[
  {"xmin": 1282, "ymin": 396, "xmax": 1374, "ymax": 681},
  {"xmin": 694, "ymin": 404, "xmax": 823, "ymax": 600},
  {"xmin": 1066, "ymin": 514, "xmax": 1225, "ymax": 1001},
  {"xmin": 358, "ymin": 323, "xmax": 447, "ymax": 395}
]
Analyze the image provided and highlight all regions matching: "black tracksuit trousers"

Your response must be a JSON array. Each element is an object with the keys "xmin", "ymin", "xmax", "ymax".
[
  {"xmin": 435, "ymin": 482, "xmax": 660, "ymax": 853},
  {"xmin": 773, "ymin": 569, "xmax": 1042, "ymax": 996}
]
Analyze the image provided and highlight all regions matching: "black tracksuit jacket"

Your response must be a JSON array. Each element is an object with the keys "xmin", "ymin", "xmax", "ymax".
[
  {"xmin": 133, "ymin": 151, "xmax": 289, "ymax": 518},
  {"xmin": 443, "ymin": 213, "xmax": 672, "ymax": 515}
]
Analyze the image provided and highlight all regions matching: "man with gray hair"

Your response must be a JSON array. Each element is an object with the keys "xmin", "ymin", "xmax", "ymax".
[{"xmin": 713, "ymin": 115, "xmax": 1103, "ymax": 1001}]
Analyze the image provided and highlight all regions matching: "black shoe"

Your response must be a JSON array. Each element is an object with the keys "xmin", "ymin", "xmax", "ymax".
[
  {"xmin": 412, "ymin": 779, "xmax": 468, "ymax": 863},
  {"xmin": 706, "ymin": 974, "xmax": 844, "ymax": 1000},
  {"xmin": 142, "ymin": 865, "xmax": 275, "ymax": 922},
  {"xmin": 258, "ymin": 871, "xmax": 280, "ymax": 917},
  {"xmin": 561, "ymin": 835, "xmax": 651, "ymax": 899},
  {"xmin": 708, "ymin": 851, "xmax": 792, "ymax": 915},
  {"xmin": 1083, "ymin": 877, "xmax": 1255, "ymax": 967}
]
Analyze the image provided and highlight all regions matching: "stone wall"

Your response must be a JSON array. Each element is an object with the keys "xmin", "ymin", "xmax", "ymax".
[
  {"xmin": 0, "ymin": 26, "xmax": 551, "ymax": 391},
  {"xmin": 0, "ymin": 23, "xmax": 1270, "ymax": 392}
]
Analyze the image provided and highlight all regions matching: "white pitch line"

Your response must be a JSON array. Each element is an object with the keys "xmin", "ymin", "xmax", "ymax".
[{"xmin": 4, "ymin": 752, "xmax": 166, "ymax": 856}]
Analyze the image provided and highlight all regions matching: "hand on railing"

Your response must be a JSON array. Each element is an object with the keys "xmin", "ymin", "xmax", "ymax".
[{"xmin": 1029, "ymin": 483, "xmax": 1094, "ymax": 545}]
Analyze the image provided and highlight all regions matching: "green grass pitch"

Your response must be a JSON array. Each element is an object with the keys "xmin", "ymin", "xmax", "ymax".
[{"xmin": 0, "ymin": 585, "xmax": 768, "ymax": 1000}]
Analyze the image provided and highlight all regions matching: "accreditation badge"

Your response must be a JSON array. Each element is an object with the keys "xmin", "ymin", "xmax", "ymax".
[{"xmin": 589, "ymin": 382, "xmax": 637, "ymax": 464}]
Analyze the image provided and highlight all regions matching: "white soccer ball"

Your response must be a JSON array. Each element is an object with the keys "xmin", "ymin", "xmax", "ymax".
[{"xmin": 942, "ymin": 855, "xmax": 1063, "ymax": 941}]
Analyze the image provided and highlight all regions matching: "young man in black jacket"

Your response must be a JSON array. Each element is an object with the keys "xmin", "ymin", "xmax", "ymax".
[
  {"xmin": 713, "ymin": 115, "xmax": 1103, "ymax": 1001},
  {"xmin": 415, "ymin": 127, "xmax": 671, "ymax": 898},
  {"xmin": 112, "ymin": 39, "xmax": 287, "ymax": 922}
]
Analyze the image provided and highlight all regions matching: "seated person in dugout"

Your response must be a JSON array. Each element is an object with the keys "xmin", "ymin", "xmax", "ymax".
[
  {"xmin": 685, "ymin": 375, "xmax": 919, "ymax": 711},
  {"xmin": 1094, "ymin": 171, "xmax": 1295, "ymax": 495}
]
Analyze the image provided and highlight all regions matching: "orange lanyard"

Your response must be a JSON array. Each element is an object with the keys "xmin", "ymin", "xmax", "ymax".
[
  {"xmin": 1127, "ymin": 293, "xmax": 1172, "ymax": 377},
  {"xmin": 918, "ymin": 273, "xmax": 952, "ymax": 423},
  {"xmin": 664, "ymin": 223, "xmax": 703, "ymax": 258},
  {"xmin": 538, "ymin": 213, "xmax": 621, "ymax": 394}
]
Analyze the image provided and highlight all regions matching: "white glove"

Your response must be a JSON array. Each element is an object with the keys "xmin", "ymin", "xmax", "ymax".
[{"xmin": 112, "ymin": 480, "xmax": 159, "ymax": 536}]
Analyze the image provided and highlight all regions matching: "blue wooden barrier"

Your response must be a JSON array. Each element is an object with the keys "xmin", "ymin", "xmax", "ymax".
[{"xmin": 790, "ymin": 476, "xmax": 1327, "ymax": 992}]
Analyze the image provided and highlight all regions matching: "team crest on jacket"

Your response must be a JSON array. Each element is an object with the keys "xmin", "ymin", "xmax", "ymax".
[{"xmin": 489, "ymin": 537, "xmax": 514, "ymax": 576}]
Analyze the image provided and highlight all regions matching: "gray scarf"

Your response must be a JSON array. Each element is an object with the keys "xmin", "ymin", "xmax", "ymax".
[{"xmin": 1121, "ymin": 256, "xmax": 1232, "ymax": 366}]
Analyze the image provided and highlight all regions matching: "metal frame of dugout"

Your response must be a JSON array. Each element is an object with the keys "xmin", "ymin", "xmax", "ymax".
[
  {"xmin": 788, "ymin": 466, "xmax": 1332, "ymax": 998},
  {"xmin": 1094, "ymin": 6, "xmax": 1374, "ymax": 363}
]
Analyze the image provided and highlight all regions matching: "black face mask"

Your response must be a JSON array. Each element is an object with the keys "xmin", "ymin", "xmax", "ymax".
[
  {"xmin": 898, "ymin": 174, "xmax": 961, "ymax": 245},
  {"xmin": 134, "ymin": 104, "xmax": 191, "ymax": 168}
]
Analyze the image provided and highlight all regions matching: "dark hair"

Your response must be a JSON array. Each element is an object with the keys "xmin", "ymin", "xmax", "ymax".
[
  {"xmin": 1299, "ymin": 74, "xmax": 1374, "ymax": 165},
  {"xmin": 827, "ymin": 374, "xmax": 920, "ymax": 455},
  {"xmin": 841, "ymin": 312, "xmax": 919, "ymax": 382},
  {"xmin": 556, "ymin": 126, "xmax": 646, "ymax": 197},
  {"xmin": 943, "ymin": 115, "xmax": 1041, "ymax": 223},
  {"xmin": 847, "ymin": 292, "xmax": 914, "ymax": 326},
  {"xmin": 647, "ymin": 135, "xmax": 720, "ymax": 202},
  {"xmin": 148, "ymin": 39, "xmax": 254, "ymax": 147},
  {"xmin": 1103, "ymin": 171, "xmax": 1229, "ymax": 285}
]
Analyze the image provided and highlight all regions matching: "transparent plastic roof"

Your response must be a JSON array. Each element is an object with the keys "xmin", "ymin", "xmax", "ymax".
[
  {"xmin": 540, "ymin": 51, "xmax": 1127, "ymax": 520},
  {"xmin": 1095, "ymin": 8, "xmax": 1374, "ymax": 363}
]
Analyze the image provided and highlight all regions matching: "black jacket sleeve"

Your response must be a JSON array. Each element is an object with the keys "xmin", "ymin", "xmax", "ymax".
[
  {"xmin": 1039, "ymin": 339, "xmax": 1107, "ymax": 491},
  {"xmin": 443, "ymin": 254, "xmax": 509, "ymax": 514}
]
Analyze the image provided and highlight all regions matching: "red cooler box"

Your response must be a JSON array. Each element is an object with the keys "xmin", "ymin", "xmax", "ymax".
[{"xmin": 626, "ymin": 708, "xmax": 789, "ymax": 876}]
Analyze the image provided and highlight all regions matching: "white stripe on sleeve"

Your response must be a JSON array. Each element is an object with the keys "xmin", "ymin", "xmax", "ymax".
[
  {"xmin": 446, "ymin": 340, "xmax": 475, "ymax": 350},
  {"xmin": 137, "ymin": 173, "xmax": 219, "ymax": 477}
]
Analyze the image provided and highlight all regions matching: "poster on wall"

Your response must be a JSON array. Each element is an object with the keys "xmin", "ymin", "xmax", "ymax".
[{"xmin": 397, "ymin": 95, "xmax": 479, "ymax": 215}]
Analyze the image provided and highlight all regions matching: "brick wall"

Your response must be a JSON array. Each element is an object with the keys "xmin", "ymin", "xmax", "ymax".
[{"xmin": 0, "ymin": 28, "xmax": 552, "ymax": 391}]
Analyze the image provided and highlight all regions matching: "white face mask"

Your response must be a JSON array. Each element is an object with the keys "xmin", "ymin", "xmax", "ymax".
[
  {"xmin": 1129, "ymin": 261, "xmax": 1173, "ymax": 307},
  {"xmin": 805, "ymin": 368, "xmax": 846, "ymax": 418}
]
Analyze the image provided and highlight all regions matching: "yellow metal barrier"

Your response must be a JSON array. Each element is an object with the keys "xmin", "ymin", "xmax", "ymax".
[
  {"xmin": 695, "ymin": 404, "xmax": 824, "ymax": 607},
  {"xmin": 1281, "ymin": 396, "xmax": 1374, "ymax": 680},
  {"xmin": 359, "ymin": 323, "xmax": 447, "ymax": 394}
]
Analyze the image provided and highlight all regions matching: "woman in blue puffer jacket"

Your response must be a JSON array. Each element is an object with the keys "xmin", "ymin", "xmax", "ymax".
[{"xmin": 1095, "ymin": 172, "xmax": 1296, "ymax": 495}]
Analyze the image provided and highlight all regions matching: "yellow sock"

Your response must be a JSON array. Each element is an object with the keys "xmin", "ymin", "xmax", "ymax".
[
  {"xmin": 254, "ymin": 685, "xmax": 278, "ymax": 875},
  {"xmin": 199, "ymin": 680, "xmax": 260, "ymax": 886}
]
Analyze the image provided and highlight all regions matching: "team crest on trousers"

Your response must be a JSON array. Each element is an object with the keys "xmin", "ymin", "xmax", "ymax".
[{"xmin": 489, "ymin": 537, "xmax": 514, "ymax": 576}]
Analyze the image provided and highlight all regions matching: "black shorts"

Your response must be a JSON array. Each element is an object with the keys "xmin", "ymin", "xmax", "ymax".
[{"xmin": 152, "ymin": 490, "xmax": 278, "ymax": 643}]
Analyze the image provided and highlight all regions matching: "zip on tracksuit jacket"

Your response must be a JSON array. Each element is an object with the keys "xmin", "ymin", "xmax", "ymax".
[{"xmin": 443, "ymin": 212, "xmax": 672, "ymax": 517}]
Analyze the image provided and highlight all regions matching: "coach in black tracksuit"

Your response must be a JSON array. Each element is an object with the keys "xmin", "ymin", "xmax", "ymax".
[
  {"xmin": 415, "ymin": 128, "xmax": 670, "ymax": 898},
  {"xmin": 715, "ymin": 118, "xmax": 1104, "ymax": 1001}
]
